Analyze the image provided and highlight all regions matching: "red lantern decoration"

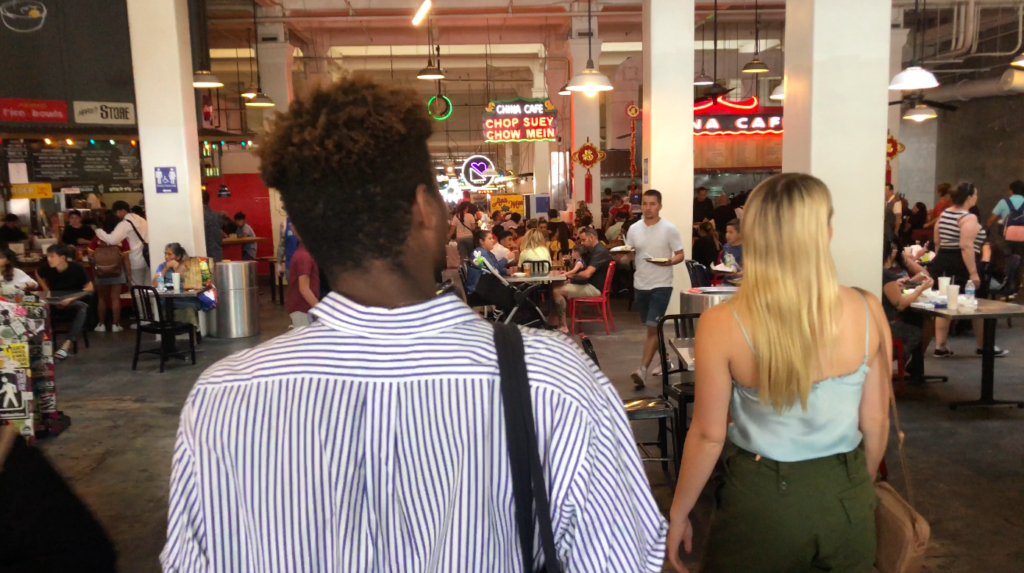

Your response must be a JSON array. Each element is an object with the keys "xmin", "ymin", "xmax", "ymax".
[
  {"xmin": 571, "ymin": 137, "xmax": 606, "ymax": 204},
  {"xmin": 626, "ymin": 102, "xmax": 641, "ymax": 180}
]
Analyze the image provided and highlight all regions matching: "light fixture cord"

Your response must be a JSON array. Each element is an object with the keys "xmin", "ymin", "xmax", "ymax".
[
  {"xmin": 700, "ymin": 23, "xmax": 706, "ymax": 75},
  {"xmin": 713, "ymin": 0, "xmax": 718, "ymax": 81},
  {"xmin": 251, "ymin": 0, "xmax": 262, "ymax": 89},
  {"xmin": 587, "ymin": 0, "xmax": 593, "ymax": 65},
  {"xmin": 754, "ymin": 0, "xmax": 760, "ymax": 56}
]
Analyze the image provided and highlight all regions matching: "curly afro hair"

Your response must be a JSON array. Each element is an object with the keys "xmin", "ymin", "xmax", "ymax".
[{"xmin": 260, "ymin": 75, "xmax": 435, "ymax": 273}]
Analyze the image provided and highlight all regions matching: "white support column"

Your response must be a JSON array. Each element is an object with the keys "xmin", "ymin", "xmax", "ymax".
[
  {"xmin": 643, "ymin": 0, "xmax": 694, "ymax": 310},
  {"xmin": 782, "ymin": 0, "xmax": 890, "ymax": 295},
  {"xmin": 256, "ymin": 19, "xmax": 294, "ymax": 129},
  {"xmin": 568, "ymin": 37, "xmax": 602, "ymax": 222},
  {"xmin": 531, "ymin": 63, "xmax": 552, "ymax": 198},
  {"xmin": 126, "ymin": 0, "xmax": 207, "ymax": 259},
  {"xmin": 888, "ymin": 27, "xmax": 911, "ymax": 190}
]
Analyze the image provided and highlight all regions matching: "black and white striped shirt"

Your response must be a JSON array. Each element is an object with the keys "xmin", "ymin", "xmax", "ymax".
[
  {"xmin": 160, "ymin": 293, "xmax": 667, "ymax": 572},
  {"xmin": 937, "ymin": 208, "xmax": 985, "ymax": 253}
]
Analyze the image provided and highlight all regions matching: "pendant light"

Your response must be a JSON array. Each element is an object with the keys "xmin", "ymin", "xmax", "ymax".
[
  {"xmin": 742, "ymin": 0, "xmax": 769, "ymax": 74},
  {"xmin": 241, "ymin": 28, "xmax": 259, "ymax": 98},
  {"xmin": 770, "ymin": 82, "xmax": 785, "ymax": 101},
  {"xmin": 700, "ymin": 0, "xmax": 730, "ymax": 98},
  {"xmin": 558, "ymin": 84, "xmax": 571, "ymax": 96},
  {"xmin": 244, "ymin": 0, "xmax": 275, "ymax": 108},
  {"xmin": 193, "ymin": 70, "xmax": 224, "ymax": 89},
  {"xmin": 903, "ymin": 103, "xmax": 937, "ymax": 122},
  {"xmin": 1011, "ymin": 52, "xmax": 1024, "ymax": 68},
  {"xmin": 565, "ymin": 0, "xmax": 613, "ymax": 96},
  {"xmin": 890, "ymin": 0, "xmax": 939, "ymax": 90},
  {"xmin": 694, "ymin": 23, "xmax": 714, "ymax": 86},
  {"xmin": 417, "ymin": 24, "xmax": 445, "ymax": 81}
]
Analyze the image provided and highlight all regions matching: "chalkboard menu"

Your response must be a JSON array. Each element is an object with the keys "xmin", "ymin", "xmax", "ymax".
[{"xmin": 1, "ymin": 139, "xmax": 141, "ymax": 185}]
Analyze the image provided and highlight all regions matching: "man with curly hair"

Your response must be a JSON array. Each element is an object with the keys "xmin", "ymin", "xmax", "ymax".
[{"xmin": 161, "ymin": 76, "xmax": 666, "ymax": 572}]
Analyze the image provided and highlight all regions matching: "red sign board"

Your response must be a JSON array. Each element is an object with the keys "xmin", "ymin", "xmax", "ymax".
[
  {"xmin": 481, "ymin": 97, "xmax": 558, "ymax": 143},
  {"xmin": 0, "ymin": 99, "xmax": 68, "ymax": 123}
]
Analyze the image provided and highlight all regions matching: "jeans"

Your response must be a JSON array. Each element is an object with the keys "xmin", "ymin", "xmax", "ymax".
[{"xmin": 59, "ymin": 301, "xmax": 89, "ymax": 343}]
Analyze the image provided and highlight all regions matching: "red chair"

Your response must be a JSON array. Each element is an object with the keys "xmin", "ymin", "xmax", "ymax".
[
  {"xmin": 568, "ymin": 261, "xmax": 616, "ymax": 335},
  {"xmin": 893, "ymin": 339, "xmax": 906, "ymax": 397}
]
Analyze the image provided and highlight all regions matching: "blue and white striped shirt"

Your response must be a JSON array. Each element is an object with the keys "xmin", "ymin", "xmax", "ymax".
[{"xmin": 161, "ymin": 292, "xmax": 667, "ymax": 572}]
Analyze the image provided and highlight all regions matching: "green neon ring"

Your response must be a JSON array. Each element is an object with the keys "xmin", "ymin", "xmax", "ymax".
[{"xmin": 428, "ymin": 95, "xmax": 453, "ymax": 121}]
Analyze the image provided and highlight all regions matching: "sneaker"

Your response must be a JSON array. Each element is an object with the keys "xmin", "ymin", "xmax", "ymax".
[
  {"xmin": 631, "ymin": 367, "xmax": 647, "ymax": 389},
  {"xmin": 933, "ymin": 348, "xmax": 955, "ymax": 358},
  {"xmin": 94, "ymin": 324, "xmax": 107, "ymax": 332},
  {"xmin": 976, "ymin": 346, "xmax": 1010, "ymax": 357},
  {"xmin": 111, "ymin": 324, "xmax": 124, "ymax": 333},
  {"xmin": 650, "ymin": 359, "xmax": 674, "ymax": 377}
]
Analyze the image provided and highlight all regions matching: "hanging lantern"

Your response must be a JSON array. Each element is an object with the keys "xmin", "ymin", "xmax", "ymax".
[{"xmin": 571, "ymin": 137, "xmax": 606, "ymax": 204}]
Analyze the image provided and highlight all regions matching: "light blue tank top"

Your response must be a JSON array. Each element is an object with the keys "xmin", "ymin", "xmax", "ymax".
[{"xmin": 728, "ymin": 294, "xmax": 869, "ymax": 462}]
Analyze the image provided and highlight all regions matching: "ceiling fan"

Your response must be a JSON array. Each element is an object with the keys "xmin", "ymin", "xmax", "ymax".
[
  {"xmin": 889, "ymin": 92, "xmax": 957, "ymax": 121},
  {"xmin": 889, "ymin": 0, "xmax": 951, "ymax": 121},
  {"xmin": 695, "ymin": 0, "xmax": 737, "ymax": 104}
]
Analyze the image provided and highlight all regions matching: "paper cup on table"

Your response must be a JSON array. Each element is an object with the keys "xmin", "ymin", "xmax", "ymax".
[
  {"xmin": 937, "ymin": 276, "xmax": 951, "ymax": 292},
  {"xmin": 947, "ymin": 284, "xmax": 960, "ymax": 310},
  {"xmin": 171, "ymin": 273, "xmax": 182, "ymax": 293}
]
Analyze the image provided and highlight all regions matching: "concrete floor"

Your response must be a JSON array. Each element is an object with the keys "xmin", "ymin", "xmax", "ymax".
[{"xmin": 39, "ymin": 294, "xmax": 1024, "ymax": 572}]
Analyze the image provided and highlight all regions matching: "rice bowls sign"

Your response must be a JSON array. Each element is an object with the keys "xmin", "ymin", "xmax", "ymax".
[
  {"xmin": 1, "ymin": 0, "xmax": 47, "ymax": 33},
  {"xmin": 461, "ymin": 155, "xmax": 496, "ymax": 190}
]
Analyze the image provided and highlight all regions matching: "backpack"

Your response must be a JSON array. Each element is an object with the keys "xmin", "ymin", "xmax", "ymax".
[
  {"xmin": 92, "ymin": 244, "xmax": 123, "ymax": 279},
  {"xmin": 1002, "ymin": 198, "xmax": 1024, "ymax": 242}
]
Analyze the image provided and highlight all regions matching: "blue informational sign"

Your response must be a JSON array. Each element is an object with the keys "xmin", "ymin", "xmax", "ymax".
[{"xmin": 155, "ymin": 167, "xmax": 178, "ymax": 194}]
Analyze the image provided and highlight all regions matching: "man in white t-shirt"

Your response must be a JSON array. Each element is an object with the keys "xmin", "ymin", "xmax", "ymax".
[{"xmin": 625, "ymin": 189, "xmax": 686, "ymax": 388}]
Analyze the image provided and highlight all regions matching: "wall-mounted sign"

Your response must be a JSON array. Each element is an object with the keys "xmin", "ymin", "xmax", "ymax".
[
  {"xmin": 155, "ymin": 167, "xmax": 178, "ymax": 194},
  {"xmin": 461, "ymin": 154, "xmax": 496, "ymax": 190},
  {"xmin": 491, "ymin": 194, "xmax": 525, "ymax": 217},
  {"xmin": 428, "ymin": 95, "xmax": 452, "ymax": 121},
  {"xmin": 481, "ymin": 97, "xmax": 558, "ymax": 143},
  {"xmin": 11, "ymin": 182, "xmax": 53, "ymax": 199},
  {"xmin": 0, "ymin": 98, "xmax": 66, "ymax": 123},
  {"xmin": 694, "ymin": 114, "xmax": 783, "ymax": 136},
  {"xmin": 73, "ymin": 101, "xmax": 135, "ymax": 125}
]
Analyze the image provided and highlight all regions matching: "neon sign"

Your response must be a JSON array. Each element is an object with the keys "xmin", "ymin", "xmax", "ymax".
[
  {"xmin": 481, "ymin": 97, "xmax": 558, "ymax": 143},
  {"xmin": 461, "ymin": 154, "xmax": 496, "ymax": 190},
  {"xmin": 694, "ymin": 114, "xmax": 783, "ymax": 136}
]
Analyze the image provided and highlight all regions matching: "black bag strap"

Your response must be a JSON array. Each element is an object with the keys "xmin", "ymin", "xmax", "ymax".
[
  {"xmin": 493, "ymin": 322, "xmax": 561, "ymax": 573},
  {"xmin": 125, "ymin": 217, "xmax": 148, "ymax": 248},
  {"xmin": 1009, "ymin": 198, "xmax": 1024, "ymax": 218}
]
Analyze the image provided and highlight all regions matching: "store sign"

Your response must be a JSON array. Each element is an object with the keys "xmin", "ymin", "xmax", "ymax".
[
  {"xmin": 11, "ymin": 182, "xmax": 53, "ymax": 199},
  {"xmin": 73, "ymin": 101, "xmax": 136, "ymax": 125},
  {"xmin": 694, "ymin": 114, "xmax": 783, "ymax": 135},
  {"xmin": 461, "ymin": 154, "xmax": 496, "ymax": 190},
  {"xmin": 0, "ymin": 98, "xmax": 67, "ymax": 123},
  {"xmin": 491, "ymin": 194, "xmax": 525, "ymax": 217},
  {"xmin": 482, "ymin": 97, "xmax": 558, "ymax": 143}
]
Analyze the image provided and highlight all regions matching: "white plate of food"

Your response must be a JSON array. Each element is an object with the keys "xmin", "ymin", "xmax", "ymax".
[
  {"xmin": 512, "ymin": 272, "xmax": 527, "ymax": 278},
  {"xmin": 645, "ymin": 257, "xmax": 669, "ymax": 264},
  {"xmin": 610, "ymin": 246, "xmax": 634, "ymax": 253}
]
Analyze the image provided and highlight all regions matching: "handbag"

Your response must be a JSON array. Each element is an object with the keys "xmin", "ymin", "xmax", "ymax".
[
  {"xmin": 874, "ymin": 391, "xmax": 931, "ymax": 573},
  {"xmin": 494, "ymin": 323, "xmax": 562, "ymax": 573},
  {"xmin": 125, "ymin": 217, "xmax": 150, "ymax": 267}
]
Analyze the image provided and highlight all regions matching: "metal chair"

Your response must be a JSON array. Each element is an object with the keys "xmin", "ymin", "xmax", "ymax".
[
  {"xmin": 130, "ymin": 286, "xmax": 196, "ymax": 373},
  {"xmin": 521, "ymin": 260, "xmax": 551, "ymax": 274},
  {"xmin": 657, "ymin": 314, "xmax": 701, "ymax": 469},
  {"xmin": 684, "ymin": 260, "xmax": 712, "ymax": 288}
]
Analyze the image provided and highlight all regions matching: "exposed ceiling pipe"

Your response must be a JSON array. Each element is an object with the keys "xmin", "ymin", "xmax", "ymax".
[
  {"xmin": 925, "ymin": 3, "xmax": 1024, "ymax": 63},
  {"xmin": 924, "ymin": 68, "xmax": 1024, "ymax": 100},
  {"xmin": 926, "ymin": 0, "xmax": 978, "ymax": 62}
]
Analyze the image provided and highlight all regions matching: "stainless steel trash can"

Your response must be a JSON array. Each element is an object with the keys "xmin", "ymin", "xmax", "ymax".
[{"xmin": 211, "ymin": 261, "xmax": 259, "ymax": 338}]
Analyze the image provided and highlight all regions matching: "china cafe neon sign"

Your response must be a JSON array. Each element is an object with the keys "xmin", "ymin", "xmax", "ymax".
[
  {"xmin": 694, "ymin": 114, "xmax": 783, "ymax": 136},
  {"xmin": 482, "ymin": 97, "xmax": 558, "ymax": 143}
]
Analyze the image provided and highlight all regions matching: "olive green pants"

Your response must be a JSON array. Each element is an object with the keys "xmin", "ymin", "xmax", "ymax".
[{"xmin": 701, "ymin": 445, "xmax": 878, "ymax": 573}]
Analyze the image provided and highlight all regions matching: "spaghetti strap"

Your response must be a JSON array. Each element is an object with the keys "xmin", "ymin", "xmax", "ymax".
[
  {"xmin": 860, "ymin": 291, "xmax": 870, "ymax": 364},
  {"xmin": 730, "ymin": 303, "xmax": 755, "ymax": 352}
]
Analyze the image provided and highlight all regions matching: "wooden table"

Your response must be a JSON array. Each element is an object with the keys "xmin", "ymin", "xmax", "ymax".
[
  {"xmin": 221, "ymin": 236, "xmax": 267, "ymax": 262},
  {"xmin": 908, "ymin": 298, "xmax": 1024, "ymax": 409}
]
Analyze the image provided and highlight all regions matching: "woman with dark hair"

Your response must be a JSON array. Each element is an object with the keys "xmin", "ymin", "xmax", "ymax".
[
  {"xmin": 549, "ymin": 221, "xmax": 574, "ymax": 258},
  {"xmin": 88, "ymin": 213, "xmax": 131, "ymax": 332},
  {"xmin": 463, "ymin": 228, "xmax": 511, "ymax": 295},
  {"xmin": 930, "ymin": 182, "xmax": 1006, "ymax": 357},
  {"xmin": 449, "ymin": 201, "xmax": 477, "ymax": 260},
  {"xmin": 152, "ymin": 242, "xmax": 189, "ymax": 286},
  {"xmin": 0, "ymin": 247, "xmax": 37, "ymax": 291},
  {"xmin": 692, "ymin": 221, "xmax": 721, "ymax": 268},
  {"xmin": 904, "ymin": 201, "xmax": 929, "ymax": 243}
]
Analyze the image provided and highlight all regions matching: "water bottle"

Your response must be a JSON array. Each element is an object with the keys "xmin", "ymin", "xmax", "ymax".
[
  {"xmin": 156, "ymin": 274, "xmax": 165, "ymax": 292},
  {"xmin": 965, "ymin": 280, "xmax": 976, "ymax": 304}
]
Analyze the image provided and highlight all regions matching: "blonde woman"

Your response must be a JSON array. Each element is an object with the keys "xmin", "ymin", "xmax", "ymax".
[
  {"xmin": 667, "ymin": 174, "xmax": 891, "ymax": 573},
  {"xmin": 517, "ymin": 229, "xmax": 552, "ymax": 267}
]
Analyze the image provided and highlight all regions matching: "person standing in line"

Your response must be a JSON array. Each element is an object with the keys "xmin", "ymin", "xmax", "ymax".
[
  {"xmin": 692, "ymin": 187, "xmax": 715, "ymax": 229},
  {"xmin": 161, "ymin": 76, "xmax": 666, "ymax": 572},
  {"xmin": 285, "ymin": 231, "xmax": 320, "ymax": 328},
  {"xmin": 666, "ymin": 173, "xmax": 891, "ymax": 573},
  {"xmin": 233, "ymin": 212, "xmax": 257, "ymax": 260},
  {"xmin": 202, "ymin": 191, "xmax": 223, "ymax": 262},
  {"xmin": 626, "ymin": 189, "xmax": 686, "ymax": 388},
  {"xmin": 94, "ymin": 200, "xmax": 149, "ymax": 287},
  {"xmin": 884, "ymin": 183, "xmax": 903, "ymax": 237},
  {"xmin": 61, "ymin": 210, "xmax": 96, "ymax": 247},
  {"xmin": 711, "ymin": 193, "xmax": 735, "ymax": 242}
]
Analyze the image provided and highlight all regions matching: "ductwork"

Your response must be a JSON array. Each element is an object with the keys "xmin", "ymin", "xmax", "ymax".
[{"xmin": 925, "ymin": 68, "xmax": 1024, "ymax": 101}]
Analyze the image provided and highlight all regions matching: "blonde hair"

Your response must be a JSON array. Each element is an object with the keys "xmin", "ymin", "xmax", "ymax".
[
  {"xmin": 520, "ymin": 229, "xmax": 549, "ymax": 253},
  {"xmin": 732, "ymin": 173, "xmax": 840, "ymax": 412}
]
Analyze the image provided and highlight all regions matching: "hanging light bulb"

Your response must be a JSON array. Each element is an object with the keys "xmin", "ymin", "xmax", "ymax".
[
  {"xmin": 769, "ymin": 82, "xmax": 785, "ymax": 101},
  {"xmin": 1011, "ymin": 52, "xmax": 1024, "ymax": 68},
  {"xmin": 245, "ymin": 92, "xmax": 275, "ymax": 107},
  {"xmin": 695, "ymin": 23, "xmax": 714, "ymax": 86},
  {"xmin": 889, "ymin": 66, "xmax": 939, "ymax": 90},
  {"xmin": 558, "ymin": 84, "xmax": 571, "ymax": 96},
  {"xmin": 903, "ymin": 104, "xmax": 938, "ymax": 122},
  {"xmin": 192, "ymin": 70, "xmax": 224, "ymax": 89},
  {"xmin": 742, "ymin": 0, "xmax": 769, "ymax": 74},
  {"xmin": 417, "ymin": 62, "xmax": 445, "ymax": 80},
  {"xmin": 565, "ymin": 0, "xmax": 613, "ymax": 95},
  {"xmin": 241, "ymin": 84, "xmax": 259, "ymax": 99}
]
